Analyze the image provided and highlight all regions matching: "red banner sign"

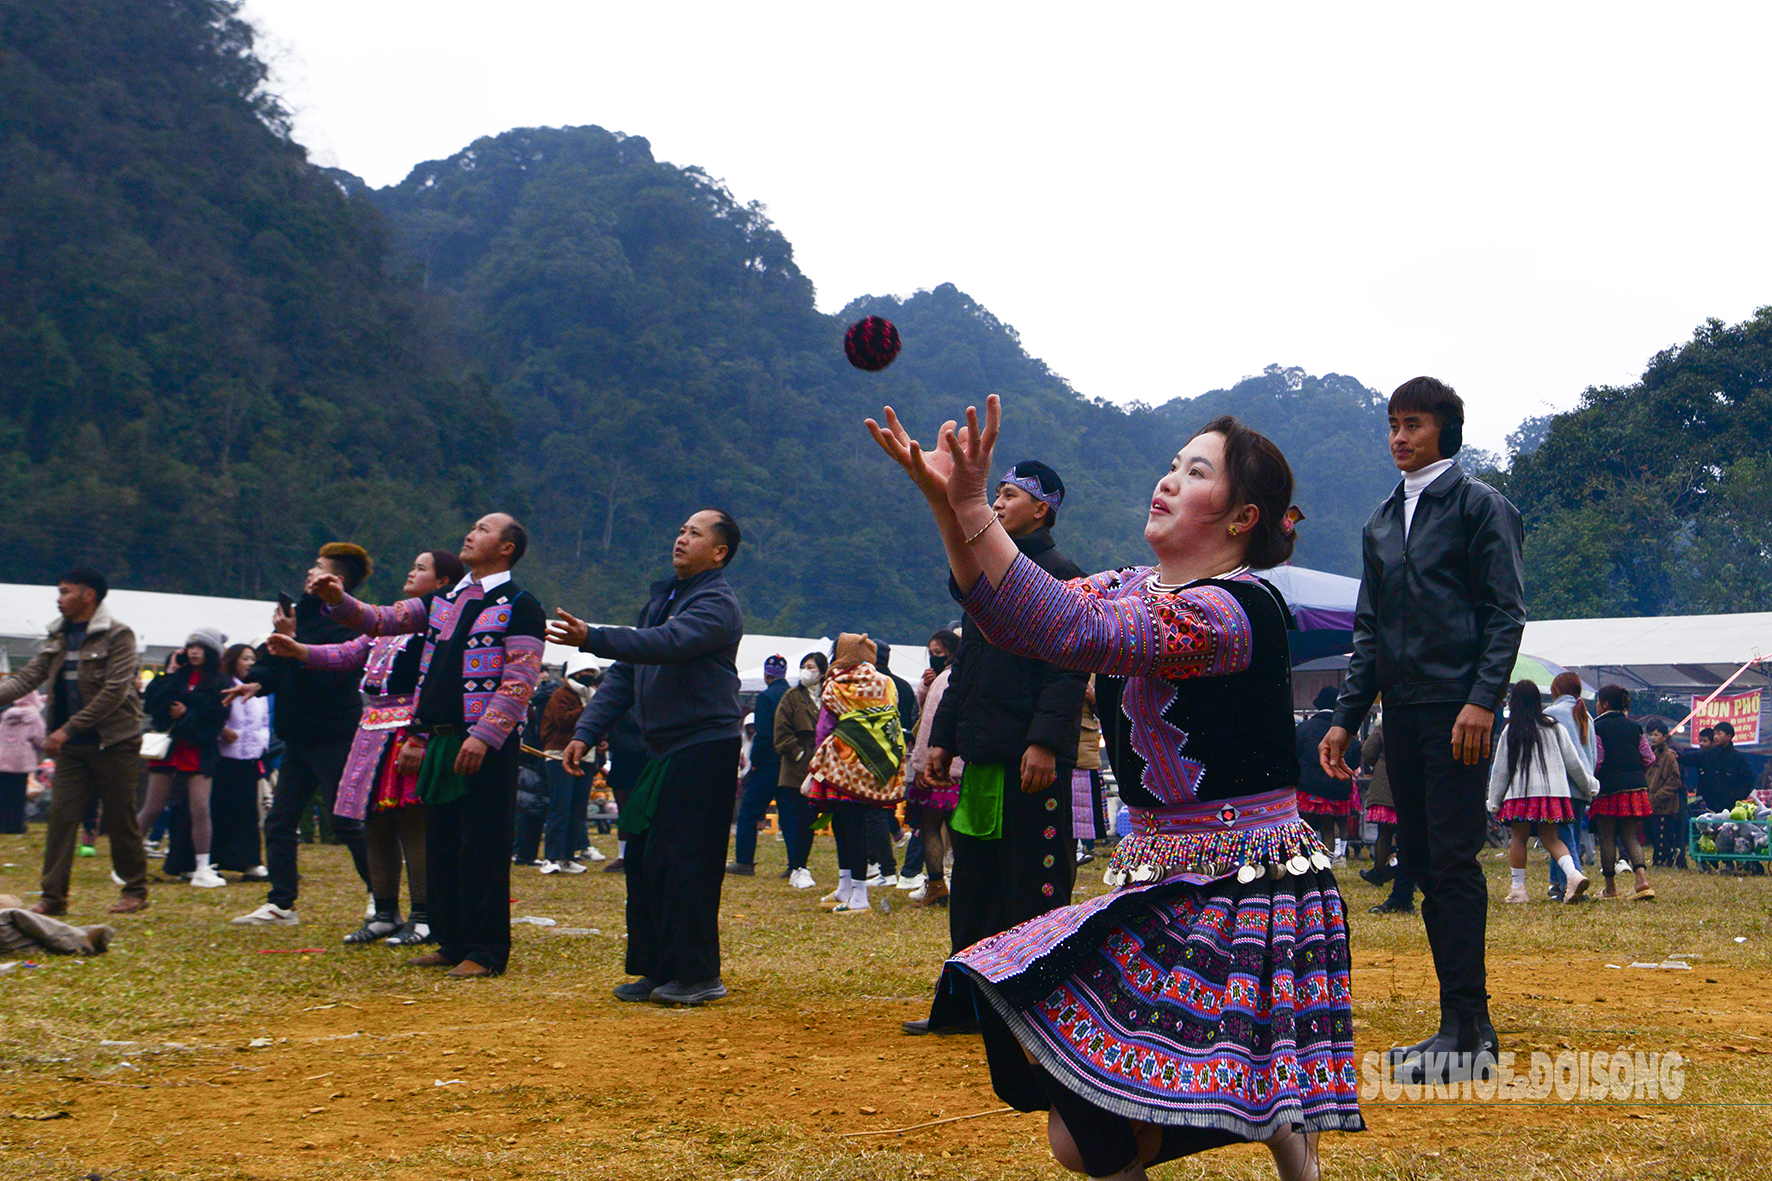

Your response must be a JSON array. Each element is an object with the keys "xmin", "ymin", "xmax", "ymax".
[{"xmin": 1691, "ymin": 689, "xmax": 1761, "ymax": 747}]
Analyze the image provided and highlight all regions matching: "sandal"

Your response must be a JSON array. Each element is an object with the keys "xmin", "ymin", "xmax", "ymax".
[
  {"xmin": 344, "ymin": 918, "xmax": 400, "ymax": 944},
  {"xmin": 384, "ymin": 921, "xmax": 433, "ymax": 946}
]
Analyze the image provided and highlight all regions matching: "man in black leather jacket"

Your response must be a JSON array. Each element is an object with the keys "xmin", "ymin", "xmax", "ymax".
[
  {"xmin": 1320, "ymin": 377, "xmax": 1525, "ymax": 1084},
  {"xmin": 906, "ymin": 460, "xmax": 1087, "ymax": 1036}
]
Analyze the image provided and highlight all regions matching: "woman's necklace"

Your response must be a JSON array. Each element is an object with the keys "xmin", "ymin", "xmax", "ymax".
[{"xmin": 1146, "ymin": 564, "xmax": 1249, "ymax": 595}]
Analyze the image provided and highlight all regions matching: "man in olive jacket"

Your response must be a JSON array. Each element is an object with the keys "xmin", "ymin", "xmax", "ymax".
[
  {"xmin": 0, "ymin": 568, "xmax": 147, "ymax": 915},
  {"xmin": 1321, "ymin": 377, "xmax": 1525, "ymax": 1084}
]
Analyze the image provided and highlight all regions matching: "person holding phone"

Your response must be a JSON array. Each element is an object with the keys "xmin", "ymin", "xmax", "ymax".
[{"xmin": 227, "ymin": 543, "xmax": 375, "ymax": 927}]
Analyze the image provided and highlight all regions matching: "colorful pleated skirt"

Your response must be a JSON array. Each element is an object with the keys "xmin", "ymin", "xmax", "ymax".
[
  {"xmin": 943, "ymin": 868, "xmax": 1364, "ymax": 1140},
  {"xmin": 1588, "ymin": 788, "xmax": 1652, "ymax": 818},
  {"xmin": 1495, "ymin": 795, "xmax": 1576, "ymax": 824}
]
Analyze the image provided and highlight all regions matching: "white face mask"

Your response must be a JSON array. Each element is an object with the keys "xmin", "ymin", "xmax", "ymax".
[{"xmin": 800, "ymin": 667, "xmax": 821, "ymax": 687}]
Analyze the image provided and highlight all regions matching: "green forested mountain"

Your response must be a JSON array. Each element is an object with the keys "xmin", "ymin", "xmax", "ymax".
[
  {"xmin": 368, "ymin": 124, "xmax": 1406, "ymax": 633},
  {"xmin": 0, "ymin": 0, "xmax": 489, "ymax": 601},
  {"xmin": 20, "ymin": 1, "xmax": 1747, "ymax": 637}
]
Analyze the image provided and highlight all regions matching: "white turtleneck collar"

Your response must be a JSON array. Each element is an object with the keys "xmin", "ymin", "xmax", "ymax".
[{"xmin": 1401, "ymin": 458, "xmax": 1456, "ymax": 537}]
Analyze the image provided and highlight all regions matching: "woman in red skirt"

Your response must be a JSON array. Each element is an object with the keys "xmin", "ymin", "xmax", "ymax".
[
  {"xmin": 1487, "ymin": 680, "xmax": 1597, "ymax": 904},
  {"xmin": 1589, "ymin": 684, "xmax": 1657, "ymax": 900}
]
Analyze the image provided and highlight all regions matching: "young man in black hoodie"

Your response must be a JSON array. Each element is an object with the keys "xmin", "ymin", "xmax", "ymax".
[
  {"xmin": 907, "ymin": 460, "xmax": 1087, "ymax": 1036},
  {"xmin": 1320, "ymin": 378, "xmax": 1525, "ymax": 1084},
  {"xmin": 229, "ymin": 544, "xmax": 372, "ymax": 926}
]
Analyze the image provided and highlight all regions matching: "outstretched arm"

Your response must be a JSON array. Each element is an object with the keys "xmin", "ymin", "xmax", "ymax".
[{"xmin": 309, "ymin": 572, "xmax": 429, "ymax": 637}]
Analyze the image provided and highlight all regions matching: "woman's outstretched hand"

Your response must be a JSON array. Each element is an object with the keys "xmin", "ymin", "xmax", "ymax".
[
  {"xmin": 865, "ymin": 406, "xmax": 955, "ymax": 504},
  {"xmin": 865, "ymin": 394, "xmax": 1001, "ymax": 516}
]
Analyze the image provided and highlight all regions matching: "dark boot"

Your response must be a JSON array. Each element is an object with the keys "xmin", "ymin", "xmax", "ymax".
[
  {"xmin": 1393, "ymin": 1010, "xmax": 1499, "ymax": 1084},
  {"xmin": 1387, "ymin": 1008, "xmax": 1455, "ymax": 1063}
]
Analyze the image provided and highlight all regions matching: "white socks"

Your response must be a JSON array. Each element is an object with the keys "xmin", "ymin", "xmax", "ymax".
[
  {"xmin": 849, "ymin": 880, "xmax": 869, "ymax": 908},
  {"xmin": 1510, "ymin": 867, "xmax": 1527, "ymax": 889},
  {"xmin": 1556, "ymin": 852, "xmax": 1581, "ymax": 880},
  {"xmin": 617, "ymin": 840, "xmax": 627, "ymax": 858},
  {"xmin": 1332, "ymin": 839, "xmax": 1346, "ymax": 858},
  {"xmin": 196, "ymin": 853, "xmax": 212, "ymax": 872}
]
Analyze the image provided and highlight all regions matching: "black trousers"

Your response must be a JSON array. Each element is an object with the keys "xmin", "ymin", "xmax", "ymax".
[
  {"xmin": 865, "ymin": 806, "xmax": 897, "ymax": 876},
  {"xmin": 948, "ymin": 762, "xmax": 1074, "ymax": 955},
  {"xmin": 829, "ymin": 800, "xmax": 871, "ymax": 878},
  {"xmin": 0, "ymin": 771, "xmax": 25, "ymax": 833},
  {"xmin": 427, "ymin": 740, "xmax": 519, "ymax": 972},
  {"xmin": 264, "ymin": 737, "xmax": 367, "ymax": 909},
  {"xmin": 1386, "ymin": 701, "xmax": 1490, "ymax": 1019},
  {"xmin": 209, "ymin": 757, "xmax": 263, "ymax": 870},
  {"xmin": 624, "ymin": 738, "xmax": 741, "ymax": 984},
  {"xmin": 929, "ymin": 761, "xmax": 1073, "ymax": 1027}
]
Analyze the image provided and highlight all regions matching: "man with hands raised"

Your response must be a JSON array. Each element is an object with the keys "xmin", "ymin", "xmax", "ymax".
[
  {"xmin": 304, "ymin": 515, "xmax": 544, "ymax": 978},
  {"xmin": 1317, "ymin": 377, "xmax": 1525, "ymax": 1085},
  {"xmin": 553, "ymin": 509, "xmax": 745, "ymax": 1007}
]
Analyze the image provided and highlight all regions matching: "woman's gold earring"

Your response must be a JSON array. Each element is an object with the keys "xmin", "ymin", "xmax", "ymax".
[{"xmin": 1228, "ymin": 525, "xmax": 1240, "ymax": 537}]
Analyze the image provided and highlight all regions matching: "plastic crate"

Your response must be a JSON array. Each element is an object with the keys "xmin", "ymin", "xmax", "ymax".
[{"xmin": 1688, "ymin": 814, "xmax": 1772, "ymax": 865}]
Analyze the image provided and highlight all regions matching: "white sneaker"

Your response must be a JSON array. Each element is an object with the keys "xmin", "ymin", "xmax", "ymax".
[
  {"xmin": 907, "ymin": 885, "xmax": 929, "ymax": 903},
  {"xmin": 190, "ymin": 867, "xmax": 227, "ymax": 889},
  {"xmin": 1503, "ymin": 884, "xmax": 1530, "ymax": 904},
  {"xmin": 232, "ymin": 903, "xmax": 299, "ymax": 926},
  {"xmin": 111, "ymin": 870, "xmax": 126, "ymax": 886},
  {"xmin": 821, "ymin": 887, "xmax": 845, "ymax": 903},
  {"xmin": 866, "ymin": 862, "xmax": 882, "ymax": 879},
  {"xmin": 1614, "ymin": 859, "xmax": 1632, "ymax": 875},
  {"xmin": 585, "ymin": 846, "xmax": 607, "ymax": 862},
  {"xmin": 788, "ymin": 867, "xmax": 816, "ymax": 889},
  {"xmin": 897, "ymin": 873, "xmax": 926, "ymax": 890},
  {"xmin": 559, "ymin": 861, "xmax": 589, "ymax": 875},
  {"xmin": 865, "ymin": 873, "xmax": 897, "ymax": 888},
  {"xmin": 1331, "ymin": 855, "xmax": 1348, "ymax": 869},
  {"xmin": 538, "ymin": 861, "xmax": 562, "ymax": 875}
]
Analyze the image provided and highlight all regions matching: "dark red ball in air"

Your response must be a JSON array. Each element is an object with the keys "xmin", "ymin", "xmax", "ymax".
[{"xmin": 844, "ymin": 316, "xmax": 901, "ymax": 372}]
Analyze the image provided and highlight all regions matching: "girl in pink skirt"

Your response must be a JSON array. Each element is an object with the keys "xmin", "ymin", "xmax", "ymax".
[{"xmin": 1488, "ymin": 680, "xmax": 1598, "ymax": 904}]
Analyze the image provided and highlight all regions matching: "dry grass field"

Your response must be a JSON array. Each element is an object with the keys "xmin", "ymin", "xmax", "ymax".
[{"xmin": 1, "ymin": 825, "xmax": 1767, "ymax": 1180}]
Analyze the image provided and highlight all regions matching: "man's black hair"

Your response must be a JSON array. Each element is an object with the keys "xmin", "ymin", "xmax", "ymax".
[
  {"xmin": 1700, "ymin": 727, "xmax": 1715, "ymax": 740},
  {"xmin": 1715, "ymin": 720, "xmax": 1734, "ymax": 738},
  {"xmin": 1006, "ymin": 460, "xmax": 1065, "ymax": 527},
  {"xmin": 492, "ymin": 517, "xmax": 528, "ymax": 567},
  {"xmin": 701, "ymin": 510, "xmax": 741, "ymax": 566},
  {"xmin": 874, "ymin": 640, "xmax": 891, "ymax": 671},
  {"xmin": 60, "ymin": 566, "xmax": 109, "ymax": 602},
  {"xmin": 1388, "ymin": 376, "xmax": 1465, "ymax": 457}
]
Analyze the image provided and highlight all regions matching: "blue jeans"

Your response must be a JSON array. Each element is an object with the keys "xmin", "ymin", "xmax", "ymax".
[
  {"xmin": 543, "ymin": 760, "xmax": 591, "ymax": 864},
  {"xmin": 1548, "ymin": 798, "xmax": 1588, "ymax": 891},
  {"xmin": 732, "ymin": 763, "xmax": 812, "ymax": 870}
]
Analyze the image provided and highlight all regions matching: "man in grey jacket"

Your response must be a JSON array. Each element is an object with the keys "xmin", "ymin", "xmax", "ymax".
[
  {"xmin": 555, "ymin": 509, "xmax": 745, "ymax": 1006},
  {"xmin": 0, "ymin": 568, "xmax": 148, "ymax": 915}
]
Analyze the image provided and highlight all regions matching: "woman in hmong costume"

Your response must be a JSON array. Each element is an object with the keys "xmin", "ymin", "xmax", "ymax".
[
  {"xmin": 803, "ymin": 633, "xmax": 906, "ymax": 914},
  {"xmin": 868, "ymin": 396, "xmax": 1358, "ymax": 1181},
  {"xmin": 267, "ymin": 550, "xmax": 464, "ymax": 945}
]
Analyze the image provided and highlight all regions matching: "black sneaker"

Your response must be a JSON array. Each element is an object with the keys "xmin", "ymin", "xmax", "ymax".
[
  {"xmin": 724, "ymin": 861, "xmax": 755, "ymax": 877},
  {"xmin": 902, "ymin": 1017, "xmax": 978, "ymax": 1036},
  {"xmin": 613, "ymin": 977, "xmax": 663, "ymax": 1002},
  {"xmin": 1369, "ymin": 899, "xmax": 1414, "ymax": 915},
  {"xmin": 650, "ymin": 977, "xmax": 728, "ymax": 1006}
]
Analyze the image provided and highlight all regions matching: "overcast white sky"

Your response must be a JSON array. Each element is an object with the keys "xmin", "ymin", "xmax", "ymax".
[{"xmin": 242, "ymin": 1, "xmax": 1772, "ymax": 452}]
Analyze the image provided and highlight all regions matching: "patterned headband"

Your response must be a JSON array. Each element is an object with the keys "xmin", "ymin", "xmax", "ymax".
[{"xmin": 999, "ymin": 469, "xmax": 1063, "ymax": 511}]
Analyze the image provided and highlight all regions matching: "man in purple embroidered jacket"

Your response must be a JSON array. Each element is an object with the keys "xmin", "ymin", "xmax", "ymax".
[
  {"xmin": 310, "ymin": 514, "xmax": 545, "ymax": 978},
  {"xmin": 556, "ymin": 510, "xmax": 745, "ymax": 1007}
]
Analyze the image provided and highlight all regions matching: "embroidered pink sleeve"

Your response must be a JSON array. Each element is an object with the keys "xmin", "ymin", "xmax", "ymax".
[
  {"xmin": 299, "ymin": 634, "xmax": 374, "ymax": 672},
  {"xmin": 325, "ymin": 593, "xmax": 429, "ymax": 636},
  {"xmin": 469, "ymin": 634, "xmax": 543, "ymax": 750},
  {"xmin": 959, "ymin": 556, "xmax": 1253, "ymax": 681}
]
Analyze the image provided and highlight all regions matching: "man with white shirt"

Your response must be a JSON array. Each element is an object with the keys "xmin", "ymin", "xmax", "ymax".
[{"xmin": 1318, "ymin": 377, "xmax": 1525, "ymax": 1084}]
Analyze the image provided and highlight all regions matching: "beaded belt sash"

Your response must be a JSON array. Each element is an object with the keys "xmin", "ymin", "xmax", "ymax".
[
  {"xmin": 1107, "ymin": 787, "xmax": 1327, "ymax": 887},
  {"xmin": 1131, "ymin": 788, "xmax": 1300, "ymax": 836}
]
